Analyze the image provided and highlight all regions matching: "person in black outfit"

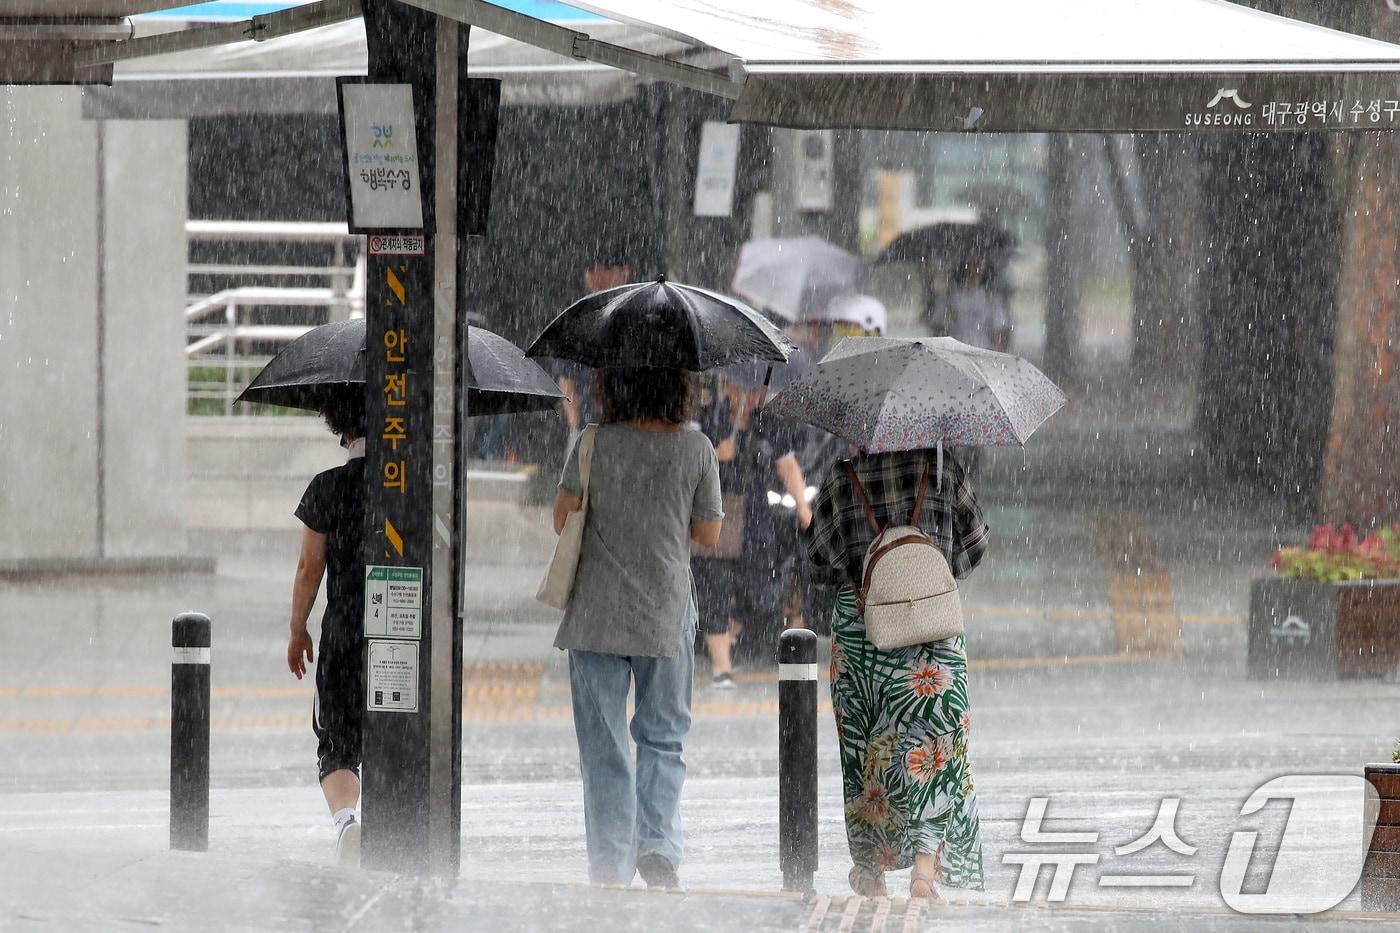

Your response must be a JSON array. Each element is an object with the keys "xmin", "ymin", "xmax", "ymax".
[
  {"xmin": 285, "ymin": 392, "xmax": 366, "ymax": 865},
  {"xmin": 690, "ymin": 375, "xmax": 740, "ymax": 687},
  {"xmin": 696, "ymin": 377, "xmax": 812, "ymax": 682}
]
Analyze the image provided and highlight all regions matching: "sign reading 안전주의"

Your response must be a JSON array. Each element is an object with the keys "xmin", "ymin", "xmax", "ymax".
[{"xmin": 337, "ymin": 80, "xmax": 425, "ymax": 233}]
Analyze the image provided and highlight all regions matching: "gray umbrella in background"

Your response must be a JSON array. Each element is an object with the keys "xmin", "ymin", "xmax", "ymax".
[
  {"xmin": 236, "ymin": 318, "xmax": 566, "ymax": 416},
  {"xmin": 769, "ymin": 336, "xmax": 1067, "ymax": 454},
  {"xmin": 731, "ymin": 236, "xmax": 868, "ymax": 322}
]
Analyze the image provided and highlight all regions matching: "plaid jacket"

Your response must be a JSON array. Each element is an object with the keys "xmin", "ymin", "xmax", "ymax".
[{"xmin": 804, "ymin": 449, "xmax": 989, "ymax": 588}]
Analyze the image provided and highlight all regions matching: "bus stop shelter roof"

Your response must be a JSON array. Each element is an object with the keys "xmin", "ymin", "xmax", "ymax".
[
  {"xmin": 15, "ymin": 0, "xmax": 1400, "ymax": 131},
  {"xmin": 103, "ymin": 17, "xmax": 701, "ymax": 111},
  {"xmin": 416, "ymin": 0, "xmax": 1400, "ymax": 132}
]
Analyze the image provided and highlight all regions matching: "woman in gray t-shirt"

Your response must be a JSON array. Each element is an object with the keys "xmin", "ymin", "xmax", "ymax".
[{"xmin": 552, "ymin": 366, "xmax": 723, "ymax": 889}]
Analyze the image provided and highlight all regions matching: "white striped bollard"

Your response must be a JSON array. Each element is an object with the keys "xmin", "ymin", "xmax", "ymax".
[
  {"xmin": 778, "ymin": 627, "xmax": 818, "ymax": 893},
  {"xmin": 171, "ymin": 612, "xmax": 211, "ymax": 851}
]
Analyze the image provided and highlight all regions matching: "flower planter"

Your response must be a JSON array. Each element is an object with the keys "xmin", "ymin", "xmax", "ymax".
[
  {"xmin": 1362, "ymin": 763, "xmax": 1400, "ymax": 909},
  {"xmin": 1247, "ymin": 578, "xmax": 1400, "ymax": 680}
]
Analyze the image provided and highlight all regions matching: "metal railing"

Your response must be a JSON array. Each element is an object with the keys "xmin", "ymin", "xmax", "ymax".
[{"xmin": 185, "ymin": 220, "xmax": 365, "ymax": 414}]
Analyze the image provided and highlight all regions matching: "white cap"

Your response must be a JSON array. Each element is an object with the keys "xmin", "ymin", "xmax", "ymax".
[{"xmin": 822, "ymin": 293, "xmax": 887, "ymax": 334}]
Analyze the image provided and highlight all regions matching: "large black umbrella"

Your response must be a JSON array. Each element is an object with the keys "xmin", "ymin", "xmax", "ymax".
[
  {"xmin": 526, "ymin": 276, "xmax": 795, "ymax": 371},
  {"xmin": 878, "ymin": 221, "xmax": 1017, "ymax": 269},
  {"xmin": 235, "ymin": 318, "xmax": 566, "ymax": 416}
]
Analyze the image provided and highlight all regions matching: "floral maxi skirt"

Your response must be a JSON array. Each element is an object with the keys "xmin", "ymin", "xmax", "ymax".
[{"xmin": 829, "ymin": 587, "xmax": 984, "ymax": 889}]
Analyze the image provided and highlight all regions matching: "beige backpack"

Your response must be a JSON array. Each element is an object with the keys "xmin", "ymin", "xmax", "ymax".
[{"xmin": 843, "ymin": 460, "xmax": 964, "ymax": 650}]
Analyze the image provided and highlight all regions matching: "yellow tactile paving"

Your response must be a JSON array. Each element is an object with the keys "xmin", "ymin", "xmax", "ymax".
[
  {"xmin": 97, "ymin": 686, "xmax": 168, "ymax": 697},
  {"xmin": 0, "ymin": 646, "xmax": 1177, "ymax": 735},
  {"xmin": 1180, "ymin": 613, "xmax": 1241, "ymax": 625},
  {"xmin": 1092, "ymin": 514, "xmax": 1184, "ymax": 657},
  {"xmin": 1, "ymin": 603, "xmax": 1228, "ymax": 738}
]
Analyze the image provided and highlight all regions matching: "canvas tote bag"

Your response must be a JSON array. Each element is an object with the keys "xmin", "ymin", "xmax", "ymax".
[{"xmin": 536, "ymin": 425, "xmax": 597, "ymax": 610}]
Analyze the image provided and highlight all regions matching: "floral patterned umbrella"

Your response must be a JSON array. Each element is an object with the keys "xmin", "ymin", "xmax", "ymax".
[{"xmin": 768, "ymin": 336, "xmax": 1067, "ymax": 452}]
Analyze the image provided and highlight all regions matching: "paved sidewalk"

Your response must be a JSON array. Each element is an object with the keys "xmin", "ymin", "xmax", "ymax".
[
  {"xmin": 3, "ymin": 486, "xmax": 1392, "ymax": 930},
  {"xmin": 5, "ymin": 824, "xmax": 1400, "ymax": 932}
]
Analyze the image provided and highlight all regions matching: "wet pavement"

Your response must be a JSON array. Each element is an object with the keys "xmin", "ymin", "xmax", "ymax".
[{"xmin": 3, "ymin": 491, "xmax": 1399, "ymax": 929}]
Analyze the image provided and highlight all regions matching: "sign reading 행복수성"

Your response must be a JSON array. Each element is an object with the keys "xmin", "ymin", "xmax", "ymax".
[{"xmin": 337, "ymin": 80, "xmax": 425, "ymax": 233}]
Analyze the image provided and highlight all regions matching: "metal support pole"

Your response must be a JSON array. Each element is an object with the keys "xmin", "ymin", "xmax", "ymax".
[
  {"xmin": 778, "ymin": 628, "xmax": 818, "ymax": 893},
  {"xmin": 170, "ymin": 611, "xmax": 211, "ymax": 851}
]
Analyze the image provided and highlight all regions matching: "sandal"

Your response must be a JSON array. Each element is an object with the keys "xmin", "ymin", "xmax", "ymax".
[
  {"xmin": 848, "ymin": 866, "xmax": 887, "ymax": 897},
  {"xmin": 909, "ymin": 869, "xmax": 946, "ymax": 903}
]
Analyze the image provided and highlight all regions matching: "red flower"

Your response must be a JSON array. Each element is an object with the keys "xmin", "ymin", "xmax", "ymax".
[
  {"xmin": 909, "ymin": 664, "xmax": 952, "ymax": 698},
  {"xmin": 873, "ymin": 845, "xmax": 900, "ymax": 871},
  {"xmin": 906, "ymin": 736, "xmax": 951, "ymax": 783},
  {"xmin": 854, "ymin": 781, "xmax": 894, "ymax": 826}
]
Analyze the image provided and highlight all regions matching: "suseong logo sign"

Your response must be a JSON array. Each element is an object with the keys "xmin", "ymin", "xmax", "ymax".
[{"xmin": 1185, "ymin": 88, "xmax": 1255, "ymax": 127}]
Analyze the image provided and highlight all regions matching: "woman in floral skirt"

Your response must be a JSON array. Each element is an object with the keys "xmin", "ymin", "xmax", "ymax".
[{"xmin": 805, "ymin": 448, "xmax": 989, "ymax": 899}]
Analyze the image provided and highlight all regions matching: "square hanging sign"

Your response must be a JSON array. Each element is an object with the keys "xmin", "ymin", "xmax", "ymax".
[{"xmin": 337, "ymin": 78, "xmax": 425, "ymax": 234}]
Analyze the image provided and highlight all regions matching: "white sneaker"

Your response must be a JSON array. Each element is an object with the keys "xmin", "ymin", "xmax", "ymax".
[{"xmin": 336, "ymin": 816, "xmax": 361, "ymax": 867}]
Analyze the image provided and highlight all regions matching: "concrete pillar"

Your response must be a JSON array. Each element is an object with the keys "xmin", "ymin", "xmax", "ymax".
[
  {"xmin": 0, "ymin": 88, "xmax": 100, "ymax": 563},
  {"xmin": 100, "ymin": 118, "xmax": 189, "ymax": 558},
  {"xmin": 0, "ymin": 87, "xmax": 189, "ymax": 566}
]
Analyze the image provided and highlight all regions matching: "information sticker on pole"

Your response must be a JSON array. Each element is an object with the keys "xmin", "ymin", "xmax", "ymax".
[
  {"xmin": 364, "ymin": 565, "xmax": 423, "ymax": 638},
  {"xmin": 368, "ymin": 640, "xmax": 420, "ymax": 713}
]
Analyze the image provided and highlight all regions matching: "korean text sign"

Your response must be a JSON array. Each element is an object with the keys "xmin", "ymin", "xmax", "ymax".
[{"xmin": 337, "ymin": 80, "xmax": 425, "ymax": 233}]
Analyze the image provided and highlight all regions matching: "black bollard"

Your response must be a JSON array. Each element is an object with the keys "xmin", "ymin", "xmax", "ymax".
[
  {"xmin": 778, "ymin": 627, "xmax": 818, "ymax": 893},
  {"xmin": 170, "ymin": 612, "xmax": 211, "ymax": 851}
]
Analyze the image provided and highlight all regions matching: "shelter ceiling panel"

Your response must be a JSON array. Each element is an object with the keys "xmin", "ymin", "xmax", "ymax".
[
  {"xmin": 0, "ymin": 0, "xmax": 190, "ymax": 14},
  {"xmin": 570, "ymin": 0, "xmax": 1400, "ymax": 63}
]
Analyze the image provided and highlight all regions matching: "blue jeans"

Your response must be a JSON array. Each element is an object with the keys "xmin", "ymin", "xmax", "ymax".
[{"xmin": 567, "ymin": 609, "xmax": 696, "ymax": 885}]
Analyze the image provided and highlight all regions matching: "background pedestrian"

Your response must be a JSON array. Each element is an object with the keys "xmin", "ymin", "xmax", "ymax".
[{"xmin": 284, "ymin": 392, "xmax": 367, "ymax": 866}]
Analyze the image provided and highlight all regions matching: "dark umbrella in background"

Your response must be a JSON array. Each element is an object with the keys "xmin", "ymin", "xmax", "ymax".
[
  {"xmin": 878, "ymin": 220, "xmax": 1017, "ymax": 271},
  {"xmin": 526, "ymin": 275, "xmax": 795, "ymax": 371},
  {"xmin": 235, "ymin": 318, "xmax": 566, "ymax": 416},
  {"xmin": 955, "ymin": 182, "xmax": 1041, "ymax": 220},
  {"xmin": 721, "ymin": 347, "xmax": 811, "ymax": 393}
]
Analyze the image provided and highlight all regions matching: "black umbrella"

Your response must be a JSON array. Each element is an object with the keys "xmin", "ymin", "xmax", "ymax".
[
  {"xmin": 878, "ymin": 221, "xmax": 1017, "ymax": 268},
  {"xmin": 526, "ymin": 276, "xmax": 795, "ymax": 371},
  {"xmin": 234, "ymin": 318, "xmax": 566, "ymax": 416}
]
